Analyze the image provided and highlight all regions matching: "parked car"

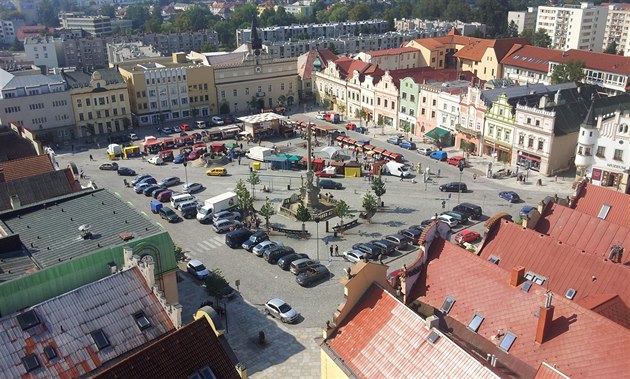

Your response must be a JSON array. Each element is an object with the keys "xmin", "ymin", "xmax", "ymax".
[
  {"xmin": 290, "ymin": 258, "xmax": 317, "ymax": 275},
  {"xmin": 158, "ymin": 177, "xmax": 181, "ymax": 187},
  {"xmin": 454, "ymin": 230, "xmax": 481, "ymax": 244},
  {"xmin": 206, "ymin": 167, "xmax": 227, "ymax": 176},
  {"xmin": 161, "ymin": 127, "xmax": 173, "ymax": 134},
  {"xmin": 173, "ymin": 153, "xmax": 187, "ymax": 164},
  {"xmin": 370, "ymin": 239, "xmax": 397, "ymax": 255},
  {"xmin": 211, "ymin": 116, "xmax": 224, "ymax": 125},
  {"xmin": 447, "ymin": 156, "xmax": 467, "ymax": 166},
  {"xmin": 212, "ymin": 210, "xmax": 241, "ymax": 224},
  {"xmin": 156, "ymin": 190, "xmax": 173, "ymax": 203},
  {"xmin": 519, "ymin": 205, "xmax": 536, "ymax": 218},
  {"xmin": 179, "ymin": 131, "xmax": 188, "ymax": 137},
  {"xmin": 399, "ymin": 228, "xmax": 423, "ymax": 245},
  {"xmin": 399, "ymin": 140, "xmax": 416, "ymax": 150},
  {"xmin": 143, "ymin": 185, "xmax": 163, "ymax": 196},
  {"xmin": 387, "ymin": 136, "xmax": 402, "ymax": 145},
  {"xmin": 159, "ymin": 207, "xmax": 180, "ymax": 223},
  {"xmin": 182, "ymin": 182, "xmax": 204, "ymax": 194},
  {"xmin": 241, "ymin": 231, "xmax": 268, "ymax": 251},
  {"xmin": 117, "ymin": 167, "xmax": 136, "ymax": 176},
  {"xmin": 134, "ymin": 182, "xmax": 152, "ymax": 194},
  {"xmin": 343, "ymin": 249, "xmax": 367, "ymax": 263},
  {"xmin": 352, "ymin": 243, "xmax": 384, "ymax": 259},
  {"xmin": 264, "ymin": 246, "xmax": 296, "ymax": 264},
  {"xmin": 264, "ymin": 298, "xmax": 299, "ymax": 323},
  {"xmin": 128, "ymin": 133, "xmax": 139, "ymax": 141},
  {"xmin": 213, "ymin": 219, "xmax": 241, "ymax": 233},
  {"xmin": 277, "ymin": 253, "xmax": 309, "ymax": 270},
  {"xmin": 417, "ymin": 147, "xmax": 433, "ymax": 155},
  {"xmin": 316, "ymin": 111, "xmax": 326, "ymax": 120},
  {"xmin": 315, "ymin": 170, "xmax": 336, "ymax": 178},
  {"xmin": 442, "ymin": 210, "xmax": 469, "ymax": 224},
  {"xmin": 99, "ymin": 162, "xmax": 119, "ymax": 171},
  {"xmin": 188, "ymin": 150, "xmax": 203, "ymax": 160},
  {"xmin": 152, "ymin": 187, "xmax": 170, "ymax": 199},
  {"xmin": 296, "ymin": 265, "xmax": 330, "ymax": 286},
  {"xmin": 499, "ymin": 191, "xmax": 520, "ymax": 203},
  {"xmin": 148, "ymin": 155, "xmax": 164, "ymax": 165},
  {"xmin": 453, "ymin": 203, "xmax": 483, "ymax": 220},
  {"xmin": 132, "ymin": 175, "xmax": 153, "ymax": 186},
  {"xmin": 180, "ymin": 202, "xmax": 199, "ymax": 219},
  {"xmin": 187, "ymin": 259, "xmax": 210, "ymax": 280},
  {"xmin": 253, "ymin": 240, "xmax": 282, "ymax": 257},
  {"xmin": 429, "ymin": 151, "xmax": 448, "ymax": 161},
  {"xmin": 319, "ymin": 179, "xmax": 343, "ymax": 190},
  {"xmin": 345, "ymin": 122, "xmax": 357, "ymax": 130},
  {"xmin": 384, "ymin": 234, "xmax": 411, "ymax": 250},
  {"xmin": 222, "ymin": 115, "xmax": 236, "ymax": 124},
  {"xmin": 439, "ymin": 182, "xmax": 468, "ymax": 192},
  {"xmin": 195, "ymin": 120, "xmax": 206, "ymax": 129},
  {"xmin": 431, "ymin": 214, "xmax": 458, "ymax": 228}
]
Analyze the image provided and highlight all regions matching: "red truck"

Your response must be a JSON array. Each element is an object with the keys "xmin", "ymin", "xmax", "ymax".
[{"xmin": 325, "ymin": 111, "xmax": 340, "ymax": 124}]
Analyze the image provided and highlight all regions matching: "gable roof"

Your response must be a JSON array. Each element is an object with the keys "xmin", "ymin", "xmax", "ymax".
[
  {"xmin": 0, "ymin": 154, "xmax": 54, "ymax": 181},
  {"xmin": 501, "ymin": 44, "xmax": 562, "ymax": 73},
  {"xmin": 479, "ymin": 218, "xmax": 630, "ymax": 328},
  {"xmin": 454, "ymin": 38, "xmax": 528, "ymax": 62},
  {"xmin": 333, "ymin": 57, "xmax": 383, "ymax": 81},
  {"xmin": 0, "ymin": 267, "xmax": 175, "ymax": 378},
  {"xmin": 388, "ymin": 67, "xmax": 476, "ymax": 90},
  {"xmin": 414, "ymin": 238, "xmax": 630, "ymax": 379},
  {"xmin": 63, "ymin": 68, "xmax": 125, "ymax": 88},
  {"xmin": 94, "ymin": 318, "xmax": 240, "ymax": 379},
  {"xmin": 550, "ymin": 49, "xmax": 630, "ymax": 76},
  {"xmin": 572, "ymin": 183, "xmax": 630, "ymax": 228},
  {"xmin": 325, "ymin": 283, "xmax": 499, "ymax": 379},
  {"xmin": 298, "ymin": 49, "xmax": 337, "ymax": 80},
  {"xmin": 364, "ymin": 46, "xmax": 418, "ymax": 57},
  {"xmin": 0, "ymin": 169, "xmax": 82, "ymax": 212}
]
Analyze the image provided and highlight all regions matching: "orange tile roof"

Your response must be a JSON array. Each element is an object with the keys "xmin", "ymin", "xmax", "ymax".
[
  {"xmin": 571, "ymin": 183, "xmax": 630, "ymax": 228},
  {"xmin": 479, "ymin": 219, "xmax": 630, "ymax": 328},
  {"xmin": 387, "ymin": 68, "xmax": 477, "ymax": 89},
  {"xmin": 299, "ymin": 49, "xmax": 337, "ymax": 80},
  {"xmin": 365, "ymin": 46, "xmax": 417, "ymax": 57},
  {"xmin": 454, "ymin": 38, "xmax": 528, "ymax": 62},
  {"xmin": 414, "ymin": 238, "xmax": 630, "ymax": 379},
  {"xmin": 551, "ymin": 49, "xmax": 630, "ymax": 76},
  {"xmin": 534, "ymin": 362, "xmax": 572, "ymax": 379},
  {"xmin": 0, "ymin": 154, "xmax": 54, "ymax": 182},
  {"xmin": 501, "ymin": 44, "xmax": 563, "ymax": 73},
  {"xmin": 325, "ymin": 284, "xmax": 499, "ymax": 379},
  {"xmin": 334, "ymin": 57, "xmax": 384, "ymax": 81}
]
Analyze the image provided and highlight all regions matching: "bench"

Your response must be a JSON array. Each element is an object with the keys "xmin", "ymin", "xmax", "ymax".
[
  {"xmin": 271, "ymin": 225, "xmax": 311, "ymax": 239},
  {"xmin": 332, "ymin": 219, "xmax": 360, "ymax": 232}
]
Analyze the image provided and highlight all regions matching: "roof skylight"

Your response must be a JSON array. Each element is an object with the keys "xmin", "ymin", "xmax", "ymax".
[
  {"xmin": 467, "ymin": 313, "xmax": 484, "ymax": 333},
  {"xmin": 499, "ymin": 331, "xmax": 517, "ymax": 352},
  {"xmin": 440, "ymin": 295, "xmax": 455, "ymax": 314}
]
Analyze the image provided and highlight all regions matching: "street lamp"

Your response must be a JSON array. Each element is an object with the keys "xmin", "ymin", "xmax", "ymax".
[
  {"xmin": 183, "ymin": 161, "xmax": 189, "ymax": 186},
  {"xmin": 457, "ymin": 161, "xmax": 464, "ymax": 203},
  {"xmin": 314, "ymin": 217, "xmax": 321, "ymax": 263}
]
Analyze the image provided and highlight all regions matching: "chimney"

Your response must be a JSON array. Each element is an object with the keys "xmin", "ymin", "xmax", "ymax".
[
  {"xmin": 539, "ymin": 95, "xmax": 548, "ymax": 108},
  {"xmin": 424, "ymin": 315, "xmax": 439, "ymax": 330},
  {"xmin": 510, "ymin": 266, "xmax": 525, "ymax": 287},
  {"xmin": 10, "ymin": 194, "xmax": 21, "ymax": 209},
  {"xmin": 535, "ymin": 292, "xmax": 555, "ymax": 344}
]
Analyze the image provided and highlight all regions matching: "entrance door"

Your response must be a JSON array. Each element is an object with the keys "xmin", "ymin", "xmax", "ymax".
[{"xmin": 257, "ymin": 99, "xmax": 265, "ymax": 110}]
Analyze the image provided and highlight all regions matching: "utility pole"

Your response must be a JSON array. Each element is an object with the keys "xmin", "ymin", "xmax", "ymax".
[{"xmin": 458, "ymin": 161, "xmax": 465, "ymax": 203}]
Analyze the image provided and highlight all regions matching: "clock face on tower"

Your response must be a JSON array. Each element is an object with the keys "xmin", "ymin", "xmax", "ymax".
[{"xmin": 256, "ymin": 66, "xmax": 262, "ymax": 73}]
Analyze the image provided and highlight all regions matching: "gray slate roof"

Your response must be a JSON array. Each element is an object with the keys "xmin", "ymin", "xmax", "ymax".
[
  {"xmin": 480, "ymin": 82, "xmax": 576, "ymax": 107},
  {"xmin": 0, "ymin": 70, "xmax": 66, "ymax": 91},
  {"xmin": 0, "ymin": 267, "xmax": 175, "ymax": 378},
  {"xmin": 63, "ymin": 69, "xmax": 125, "ymax": 89},
  {"xmin": 0, "ymin": 189, "xmax": 163, "ymax": 280}
]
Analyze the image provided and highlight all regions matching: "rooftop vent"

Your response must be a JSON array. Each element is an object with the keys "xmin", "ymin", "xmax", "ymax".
[
  {"xmin": 16, "ymin": 310, "xmax": 40, "ymax": 330},
  {"xmin": 426, "ymin": 330, "xmax": 440, "ymax": 345},
  {"xmin": 79, "ymin": 224, "xmax": 92, "ymax": 240}
]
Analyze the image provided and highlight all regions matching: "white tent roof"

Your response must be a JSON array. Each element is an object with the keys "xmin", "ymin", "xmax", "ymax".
[
  {"xmin": 320, "ymin": 146, "xmax": 341, "ymax": 158},
  {"xmin": 238, "ymin": 113, "xmax": 287, "ymax": 124}
]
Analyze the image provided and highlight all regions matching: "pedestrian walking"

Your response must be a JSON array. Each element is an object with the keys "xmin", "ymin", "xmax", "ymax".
[
  {"xmin": 238, "ymin": 156, "xmax": 241, "ymax": 165},
  {"xmin": 335, "ymin": 245, "xmax": 339, "ymax": 256},
  {"xmin": 437, "ymin": 168, "xmax": 441, "ymax": 177},
  {"xmin": 329, "ymin": 245, "xmax": 333, "ymax": 256},
  {"xmin": 89, "ymin": 154, "xmax": 94, "ymax": 161},
  {"xmin": 79, "ymin": 169, "xmax": 84, "ymax": 179},
  {"xmin": 473, "ymin": 173, "xmax": 477, "ymax": 181},
  {"xmin": 400, "ymin": 173, "xmax": 404, "ymax": 181}
]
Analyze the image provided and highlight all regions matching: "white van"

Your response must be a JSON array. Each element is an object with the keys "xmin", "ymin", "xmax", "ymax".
[
  {"xmin": 195, "ymin": 120, "xmax": 206, "ymax": 129},
  {"xmin": 171, "ymin": 194, "xmax": 196, "ymax": 209}
]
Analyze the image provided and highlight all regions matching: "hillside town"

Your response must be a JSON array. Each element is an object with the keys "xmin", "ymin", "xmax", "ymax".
[{"xmin": 0, "ymin": 0, "xmax": 629, "ymax": 378}]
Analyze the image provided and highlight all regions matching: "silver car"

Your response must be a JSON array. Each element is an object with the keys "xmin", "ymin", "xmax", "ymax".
[
  {"xmin": 212, "ymin": 210, "xmax": 241, "ymax": 224},
  {"xmin": 264, "ymin": 298, "xmax": 299, "ymax": 323},
  {"xmin": 158, "ymin": 177, "xmax": 181, "ymax": 187},
  {"xmin": 252, "ymin": 240, "xmax": 282, "ymax": 257},
  {"xmin": 213, "ymin": 219, "xmax": 241, "ymax": 233},
  {"xmin": 343, "ymin": 249, "xmax": 367, "ymax": 263}
]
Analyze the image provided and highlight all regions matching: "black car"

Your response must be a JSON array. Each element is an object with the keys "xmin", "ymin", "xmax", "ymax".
[
  {"xmin": 117, "ymin": 167, "xmax": 136, "ymax": 176},
  {"xmin": 143, "ymin": 185, "xmax": 162, "ymax": 196},
  {"xmin": 241, "ymin": 231, "xmax": 269, "ymax": 251},
  {"xmin": 370, "ymin": 239, "xmax": 397, "ymax": 255},
  {"xmin": 180, "ymin": 202, "xmax": 198, "ymax": 219},
  {"xmin": 296, "ymin": 264, "xmax": 330, "ymax": 286},
  {"xmin": 319, "ymin": 179, "xmax": 343, "ymax": 190},
  {"xmin": 439, "ymin": 182, "xmax": 468, "ymax": 192},
  {"xmin": 352, "ymin": 243, "xmax": 384, "ymax": 259},
  {"xmin": 399, "ymin": 228, "xmax": 423, "ymax": 245},
  {"xmin": 159, "ymin": 207, "xmax": 180, "ymax": 223},
  {"xmin": 264, "ymin": 246, "xmax": 296, "ymax": 264},
  {"xmin": 277, "ymin": 253, "xmax": 309, "ymax": 270}
]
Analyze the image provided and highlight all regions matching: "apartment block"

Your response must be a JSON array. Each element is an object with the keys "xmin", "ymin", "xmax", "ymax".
[
  {"xmin": 507, "ymin": 7, "xmax": 538, "ymax": 34},
  {"xmin": 24, "ymin": 36, "xmax": 62, "ymax": 69},
  {"xmin": 60, "ymin": 13, "xmax": 112, "ymax": 37},
  {"xmin": 393, "ymin": 18, "xmax": 487, "ymax": 36},
  {"xmin": 603, "ymin": 3, "xmax": 630, "ymax": 56},
  {"xmin": 0, "ymin": 19, "xmax": 24, "ymax": 45},
  {"xmin": 536, "ymin": 2, "xmax": 608, "ymax": 51}
]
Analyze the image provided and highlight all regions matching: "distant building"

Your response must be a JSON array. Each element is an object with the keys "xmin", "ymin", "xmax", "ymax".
[
  {"xmin": 0, "ymin": 19, "xmax": 24, "ymax": 45},
  {"xmin": 59, "ymin": 12, "xmax": 112, "ymax": 37},
  {"xmin": 603, "ymin": 2, "xmax": 630, "ymax": 55},
  {"xmin": 107, "ymin": 41, "xmax": 162, "ymax": 64},
  {"xmin": 536, "ymin": 2, "xmax": 608, "ymax": 51},
  {"xmin": 23, "ymin": 36, "xmax": 62, "ymax": 69},
  {"xmin": 393, "ymin": 18, "xmax": 487, "ymax": 36},
  {"xmin": 507, "ymin": 7, "xmax": 538, "ymax": 34},
  {"xmin": 283, "ymin": 1, "xmax": 313, "ymax": 18}
]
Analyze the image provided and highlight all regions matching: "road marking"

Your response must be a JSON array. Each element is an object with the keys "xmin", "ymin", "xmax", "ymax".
[
  {"xmin": 197, "ymin": 241, "xmax": 213, "ymax": 251},
  {"xmin": 205, "ymin": 239, "xmax": 223, "ymax": 248},
  {"xmin": 212, "ymin": 236, "xmax": 224, "ymax": 244}
]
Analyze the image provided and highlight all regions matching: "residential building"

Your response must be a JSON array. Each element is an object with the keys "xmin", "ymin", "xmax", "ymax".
[
  {"xmin": 436, "ymin": 84, "xmax": 467, "ymax": 139},
  {"xmin": 373, "ymin": 70, "xmax": 401, "ymax": 130},
  {"xmin": 536, "ymin": 2, "xmax": 608, "ymax": 51},
  {"xmin": 0, "ymin": 19, "xmax": 24, "ymax": 45},
  {"xmin": 63, "ymin": 68, "xmax": 132, "ymax": 139},
  {"xmin": 603, "ymin": 3, "xmax": 630, "ymax": 55},
  {"xmin": 549, "ymin": 49, "xmax": 630, "ymax": 94},
  {"xmin": 59, "ymin": 13, "xmax": 112, "ymax": 37},
  {"xmin": 507, "ymin": 7, "xmax": 538, "ymax": 34},
  {"xmin": 501, "ymin": 44, "xmax": 559, "ymax": 85},
  {"xmin": 0, "ymin": 67, "xmax": 75, "ymax": 143},
  {"xmin": 283, "ymin": 1, "xmax": 313, "ymax": 18},
  {"xmin": 62, "ymin": 36, "xmax": 108, "ymax": 69},
  {"xmin": 393, "ymin": 18, "xmax": 487, "ymax": 37},
  {"xmin": 23, "ymin": 36, "xmax": 62, "ymax": 68},
  {"xmin": 355, "ymin": 47, "xmax": 423, "ymax": 71},
  {"xmin": 118, "ymin": 53, "xmax": 215, "ymax": 126},
  {"xmin": 574, "ymin": 94, "xmax": 630, "ymax": 193},
  {"xmin": 483, "ymin": 93, "xmax": 518, "ymax": 164},
  {"xmin": 209, "ymin": 2, "xmax": 234, "ymax": 19},
  {"xmin": 297, "ymin": 49, "xmax": 337, "ymax": 101},
  {"xmin": 0, "ymin": 264, "xmax": 180, "ymax": 378},
  {"xmin": 107, "ymin": 41, "xmax": 162, "ymax": 64},
  {"xmin": 0, "ymin": 188, "xmax": 180, "ymax": 315},
  {"xmin": 237, "ymin": 19, "xmax": 390, "ymax": 45}
]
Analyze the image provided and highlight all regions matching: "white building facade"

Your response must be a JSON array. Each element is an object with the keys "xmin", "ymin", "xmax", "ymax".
[
  {"xmin": 603, "ymin": 3, "xmax": 630, "ymax": 56},
  {"xmin": 536, "ymin": 2, "xmax": 608, "ymax": 51}
]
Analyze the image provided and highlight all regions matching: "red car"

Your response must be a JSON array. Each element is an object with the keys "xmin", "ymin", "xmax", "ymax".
[
  {"xmin": 345, "ymin": 123, "xmax": 357, "ymax": 130},
  {"xmin": 315, "ymin": 170, "xmax": 336, "ymax": 178},
  {"xmin": 454, "ymin": 230, "xmax": 481, "ymax": 244},
  {"xmin": 447, "ymin": 156, "xmax": 466, "ymax": 166},
  {"xmin": 156, "ymin": 190, "xmax": 173, "ymax": 203},
  {"xmin": 188, "ymin": 150, "xmax": 203, "ymax": 160}
]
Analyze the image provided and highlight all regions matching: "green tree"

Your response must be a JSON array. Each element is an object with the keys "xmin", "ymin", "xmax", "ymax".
[
  {"xmin": 248, "ymin": 96, "xmax": 259, "ymax": 112},
  {"xmin": 371, "ymin": 175, "xmax": 386, "ymax": 206},
  {"xmin": 550, "ymin": 60, "xmax": 585, "ymax": 84},
  {"xmin": 259, "ymin": 198, "xmax": 275, "ymax": 232},
  {"xmin": 327, "ymin": 42, "xmax": 338, "ymax": 54},
  {"xmin": 99, "ymin": 4, "xmax": 115, "ymax": 18},
  {"xmin": 362, "ymin": 192, "xmax": 378, "ymax": 224},
  {"xmin": 144, "ymin": 18, "xmax": 162, "ymax": 33},
  {"xmin": 295, "ymin": 203, "xmax": 311, "ymax": 231},
  {"xmin": 533, "ymin": 29, "xmax": 551, "ymax": 48},
  {"xmin": 235, "ymin": 179, "xmax": 253, "ymax": 220},
  {"xmin": 604, "ymin": 40, "xmax": 618, "ymax": 55},
  {"xmin": 205, "ymin": 269, "xmax": 230, "ymax": 305},
  {"xmin": 333, "ymin": 200, "xmax": 351, "ymax": 232},
  {"xmin": 126, "ymin": 5, "xmax": 151, "ymax": 30},
  {"xmin": 348, "ymin": 3, "xmax": 371, "ymax": 21},
  {"xmin": 173, "ymin": 245, "xmax": 187, "ymax": 262},
  {"xmin": 39, "ymin": 0, "xmax": 59, "ymax": 27},
  {"xmin": 506, "ymin": 20, "xmax": 519, "ymax": 38},
  {"xmin": 246, "ymin": 170, "xmax": 261, "ymax": 200},
  {"xmin": 277, "ymin": 95, "xmax": 287, "ymax": 106},
  {"xmin": 327, "ymin": 4, "xmax": 349, "ymax": 22},
  {"xmin": 444, "ymin": 0, "xmax": 471, "ymax": 22},
  {"xmin": 219, "ymin": 102, "xmax": 230, "ymax": 114},
  {"xmin": 201, "ymin": 43, "xmax": 216, "ymax": 52},
  {"xmin": 475, "ymin": 0, "xmax": 509, "ymax": 37},
  {"xmin": 354, "ymin": 109, "xmax": 367, "ymax": 127}
]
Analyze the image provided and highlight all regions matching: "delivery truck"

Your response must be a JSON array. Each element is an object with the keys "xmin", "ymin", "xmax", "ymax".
[
  {"xmin": 245, "ymin": 146, "xmax": 273, "ymax": 162},
  {"xmin": 196, "ymin": 191, "xmax": 238, "ymax": 223},
  {"xmin": 382, "ymin": 161, "xmax": 411, "ymax": 177}
]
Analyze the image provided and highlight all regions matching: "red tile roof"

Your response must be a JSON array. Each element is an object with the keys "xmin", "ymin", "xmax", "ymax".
[
  {"xmin": 454, "ymin": 38, "xmax": 528, "ymax": 62},
  {"xmin": 325, "ymin": 284, "xmax": 499, "ymax": 379},
  {"xmin": 0, "ymin": 154, "xmax": 54, "ymax": 182},
  {"xmin": 299, "ymin": 49, "xmax": 337, "ymax": 80},
  {"xmin": 501, "ymin": 44, "xmax": 562, "ymax": 73},
  {"xmin": 571, "ymin": 183, "xmax": 630, "ymax": 228},
  {"xmin": 94, "ymin": 318, "xmax": 241, "ymax": 379},
  {"xmin": 414, "ymin": 238, "xmax": 630, "ymax": 379},
  {"xmin": 479, "ymin": 219, "xmax": 630, "ymax": 328},
  {"xmin": 534, "ymin": 362, "xmax": 572, "ymax": 379},
  {"xmin": 333, "ymin": 57, "xmax": 384, "ymax": 81},
  {"xmin": 387, "ymin": 68, "xmax": 476, "ymax": 89},
  {"xmin": 551, "ymin": 49, "xmax": 630, "ymax": 76},
  {"xmin": 16, "ymin": 25, "xmax": 55, "ymax": 41},
  {"xmin": 364, "ymin": 46, "xmax": 418, "ymax": 57}
]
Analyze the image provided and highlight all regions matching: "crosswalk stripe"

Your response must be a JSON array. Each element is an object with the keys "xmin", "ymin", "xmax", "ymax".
[
  {"xmin": 205, "ymin": 239, "xmax": 223, "ymax": 248},
  {"xmin": 213, "ymin": 236, "xmax": 224, "ymax": 244},
  {"xmin": 197, "ymin": 242, "xmax": 212, "ymax": 251}
]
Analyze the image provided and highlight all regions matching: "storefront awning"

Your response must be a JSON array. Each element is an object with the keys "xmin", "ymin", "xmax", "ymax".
[{"xmin": 425, "ymin": 127, "xmax": 451, "ymax": 141}]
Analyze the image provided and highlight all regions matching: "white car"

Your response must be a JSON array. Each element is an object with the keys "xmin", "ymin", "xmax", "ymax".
[
  {"xmin": 186, "ymin": 259, "xmax": 210, "ymax": 280},
  {"xmin": 342, "ymin": 249, "xmax": 367, "ymax": 263},
  {"xmin": 315, "ymin": 111, "xmax": 326, "ymax": 120},
  {"xmin": 253, "ymin": 240, "xmax": 282, "ymax": 257},
  {"xmin": 264, "ymin": 298, "xmax": 299, "ymax": 323},
  {"xmin": 211, "ymin": 116, "xmax": 224, "ymax": 125},
  {"xmin": 148, "ymin": 155, "xmax": 164, "ymax": 165},
  {"xmin": 172, "ymin": 126, "xmax": 182, "ymax": 133},
  {"xmin": 417, "ymin": 147, "xmax": 433, "ymax": 156},
  {"xmin": 182, "ymin": 182, "xmax": 203, "ymax": 193},
  {"xmin": 431, "ymin": 214, "xmax": 459, "ymax": 228},
  {"xmin": 128, "ymin": 133, "xmax": 139, "ymax": 141}
]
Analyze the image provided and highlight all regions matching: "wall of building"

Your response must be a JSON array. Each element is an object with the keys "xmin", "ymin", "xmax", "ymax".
[{"xmin": 320, "ymin": 349, "xmax": 350, "ymax": 379}]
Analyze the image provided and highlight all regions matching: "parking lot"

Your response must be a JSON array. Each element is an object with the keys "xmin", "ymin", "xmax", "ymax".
[{"xmin": 55, "ymin": 109, "xmax": 575, "ymax": 377}]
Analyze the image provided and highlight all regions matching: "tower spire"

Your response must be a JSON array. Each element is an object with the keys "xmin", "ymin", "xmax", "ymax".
[{"xmin": 251, "ymin": 14, "xmax": 262, "ymax": 53}]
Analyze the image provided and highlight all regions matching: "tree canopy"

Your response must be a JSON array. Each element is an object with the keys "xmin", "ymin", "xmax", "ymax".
[{"xmin": 550, "ymin": 60, "xmax": 585, "ymax": 85}]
